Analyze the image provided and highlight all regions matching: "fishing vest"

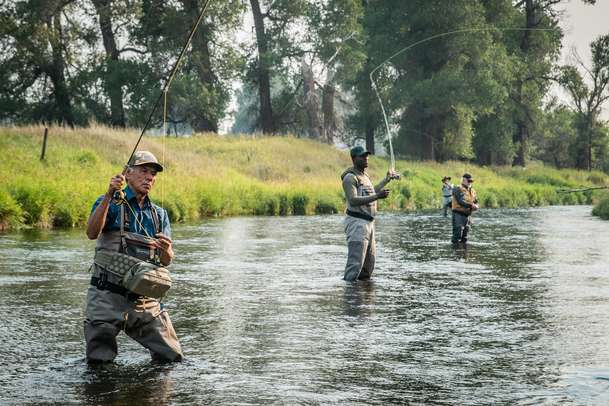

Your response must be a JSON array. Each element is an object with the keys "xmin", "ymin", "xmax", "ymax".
[
  {"xmin": 451, "ymin": 185, "xmax": 477, "ymax": 215},
  {"xmin": 341, "ymin": 167, "xmax": 376, "ymax": 218},
  {"xmin": 93, "ymin": 204, "xmax": 172, "ymax": 299}
]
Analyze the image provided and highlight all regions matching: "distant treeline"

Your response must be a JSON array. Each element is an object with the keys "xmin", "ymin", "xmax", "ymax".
[
  {"xmin": 1, "ymin": 1, "xmax": 608, "ymax": 171},
  {"xmin": 1, "ymin": 126, "xmax": 608, "ymax": 231}
]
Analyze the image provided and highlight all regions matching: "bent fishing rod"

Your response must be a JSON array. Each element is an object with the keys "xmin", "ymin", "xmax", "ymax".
[
  {"xmin": 369, "ymin": 26, "xmax": 559, "ymax": 172},
  {"xmin": 114, "ymin": 0, "xmax": 213, "ymax": 202}
]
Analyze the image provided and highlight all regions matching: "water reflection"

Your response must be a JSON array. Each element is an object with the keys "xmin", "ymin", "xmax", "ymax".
[
  {"xmin": 79, "ymin": 364, "xmax": 175, "ymax": 406},
  {"xmin": 343, "ymin": 280, "xmax": 376, "ymax": 318},
  {"xmin": 1, "ymin": 206, "xmax": 609, "ymax": 404}
]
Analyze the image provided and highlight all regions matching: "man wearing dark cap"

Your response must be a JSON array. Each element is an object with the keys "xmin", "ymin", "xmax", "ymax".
[
  {"xmin": 340, "ymin": 146, "xmax": 400, "ymax": 281},
  {"xmin": 451, "ymin": 173, "xmax": 479, "ymax": 245},
  {"xmin": 83, "ymin": 150, "xmax": 183, "ymax": 363},
  {"xmin": 441, "ymin": 176, "xmax": 453, "ymax": 217}
]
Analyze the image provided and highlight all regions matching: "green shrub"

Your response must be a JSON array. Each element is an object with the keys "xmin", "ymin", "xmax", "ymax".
[
  {"xmin": 0, "ymin": 190, "xmax": 24, "ymax": 229},
  {"xmin": 253, "ymin": 192, "xmax": 279, "ymax": 215},
  {"xmin": 278, "ymin": 194, "xmax": 290, "ymax": 215},
  {"xmin": 592, "ymin": 195, "xmax": 609, "ymax": 220},
  {"xmin": 480, "ymin": 191, "xmax": 499, "ymax": 209},
  {"xmin": 315, "ymin": 194, "xmax": 339, "ymax": 214},
  {"xmin": 11, "ymin": 184, "xmax": 56, "ymax": 226},
  {"xmin": 400, "ymin": 184, "xmax": 412, "ymax": 200},
  {"xmin": 291, "ymin": 193, "xmax": 309, "ymax": 215},
  {"xmin": 526, "ymin": 174, "xmax": 570, "ymax": 187}
]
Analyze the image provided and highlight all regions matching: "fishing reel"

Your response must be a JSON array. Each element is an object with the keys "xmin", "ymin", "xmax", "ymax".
[{"xmin": 112, "ymin": 190, "xmax": 126, "ymax": 205}]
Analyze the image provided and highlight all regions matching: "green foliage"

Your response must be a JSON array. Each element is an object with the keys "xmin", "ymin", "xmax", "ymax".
[
  {"xmin": 1, "ymin": 126, "xmax": 608, "ymax": 231},
  {"xmin": 0, "ymin": 190, "xmax": 24, "ymax": 230},
  {"xmin": 291, "ymin": 193, "xmax": 309, "ymax": 215},
  {"xmin": 592, "ymin": 194, "xmax": 609, "ymax": 220}
]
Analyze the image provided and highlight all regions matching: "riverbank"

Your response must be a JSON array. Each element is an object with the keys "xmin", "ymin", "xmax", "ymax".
[{"xmin": 1, "ymin": 125, "xmax": 608, "ymax": 230}]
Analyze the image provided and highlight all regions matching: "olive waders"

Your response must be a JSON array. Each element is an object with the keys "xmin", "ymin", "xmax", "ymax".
[{"xmin": 84, "ymin": 205, "xmax": 182, "ymax": 363}]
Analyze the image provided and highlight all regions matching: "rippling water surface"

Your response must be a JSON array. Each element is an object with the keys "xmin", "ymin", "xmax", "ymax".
[{"xmin": 1, "ymin": 206, "xmax": 609, "ymax": 405}]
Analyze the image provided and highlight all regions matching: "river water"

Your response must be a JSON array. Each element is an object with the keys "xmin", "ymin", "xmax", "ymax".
[{"xmin": 1, "ymin": 205, "xmax": 609, "ymax": 405}]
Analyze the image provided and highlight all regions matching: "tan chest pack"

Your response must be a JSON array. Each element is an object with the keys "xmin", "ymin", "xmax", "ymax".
[{"xmin": 94, "ymin": 204, "xmax": 172, "ymax": 299}]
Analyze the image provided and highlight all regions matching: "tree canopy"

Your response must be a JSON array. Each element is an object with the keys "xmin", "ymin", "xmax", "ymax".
[{"xmin": 1, "ymin": 0, "xmax": 608, "ymax": 171}]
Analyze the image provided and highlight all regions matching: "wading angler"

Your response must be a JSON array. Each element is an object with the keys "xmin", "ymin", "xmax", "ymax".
[
  {"xmin": 84, "ymin": 151, "xmax": 182, "ymax": 363},
  {"xmin": 341, "ymin": 146, "xmax": 400, "ymax": 282}
]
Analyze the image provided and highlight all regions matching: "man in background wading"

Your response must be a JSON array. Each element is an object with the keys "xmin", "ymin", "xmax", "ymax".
[
  {"xmin": 441, "ymin": 176, "xmax": 454, "ymax": 217},
  {"xmin": 341, "ymin": 146, "xmax": 400, "ymax": 282},
  {"xmin": 451, "ymin": 172, "xmax": 479, "ymax": 246},
  {"xmin": 84, "ymin": 151, "xmax": 182, "ymax": 363}
]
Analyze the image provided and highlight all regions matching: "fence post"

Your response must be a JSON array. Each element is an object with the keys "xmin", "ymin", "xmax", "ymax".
[{"xmin": 40, "ymin": 127, "xmax": 48, "ymax": 161}]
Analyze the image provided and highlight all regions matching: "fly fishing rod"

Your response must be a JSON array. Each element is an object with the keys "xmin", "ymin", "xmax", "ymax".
[
  {"xmin": 114, "ymin": 0, "xmax": 213, "ymax": 202},
  {"xmin": 369, "ymin": 26, "xmax": 558, "ymax": 172}
]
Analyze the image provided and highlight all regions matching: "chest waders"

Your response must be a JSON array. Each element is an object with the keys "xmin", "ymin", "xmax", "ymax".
[
  {"xmin": 93, "ymin": 204, "xmax": 172, "ymax": 299},
  {"xmin": 341, "ymin": 168, "xmax": 377, "ymax": 282}
]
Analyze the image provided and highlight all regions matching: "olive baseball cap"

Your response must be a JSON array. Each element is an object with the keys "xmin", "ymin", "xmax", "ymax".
[
  {"xmin": 128, "ymin": 150, "xmax": 163, "ymax": 172},
  {"xmin": 350, "ymin": 146, "xmax": 371, "ymax": 157},
  {"xmin": 463, "ymin": 172, "xmax": 474, "ymax": 181}
]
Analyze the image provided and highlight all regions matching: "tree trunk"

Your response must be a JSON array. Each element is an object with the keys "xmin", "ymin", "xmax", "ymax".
[
  {"xmin": 513, "ymin": 123, "xmax": 528, "ymax": 166},
  {"xmin": 46, "ymin": 10, "xmax": 75, "ymax": 127},
  {"xmin": 182, "ymin": 0, "xmax": 218, "ymax": 133},
  {"xmin": 250, "ymin": 0, "xmax": 275, "ymax": 134},
  {"xmin": 302, "ymin": 59, "xmax": 322, "ymax": 139},
  {"xmin": 363, "ymin": 59, "xmax": 375, "ymax": 154},
  {"xmin": 92, "ymin": 0, "xmax": 126, "ymax": 127},
  {"xmin": 513, "ymin": 0, "xmax": 535, "ymax": 167},
  {"xmin": 322, "ymin": 68, "xmax": 336, "ymax": 144}
]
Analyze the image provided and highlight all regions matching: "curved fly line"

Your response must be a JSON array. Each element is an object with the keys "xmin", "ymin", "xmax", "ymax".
[{"xmin": 369, "ymin": 27, "xmax": 559, "ymax": 171}]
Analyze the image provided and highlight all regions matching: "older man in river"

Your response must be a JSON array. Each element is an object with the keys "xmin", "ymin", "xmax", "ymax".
[
  {"xmin": 84, "ymin": 151, "xmax": 182, "ymax": 363},
  {"xmin": 341, "ymin": 146, "xmax": 400, "ymax": 282}
]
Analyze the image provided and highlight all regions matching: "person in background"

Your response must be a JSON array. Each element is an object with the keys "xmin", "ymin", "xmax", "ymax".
[
  {"xmin": 451, "ymin": 173, "xmax": 478, "ymax": 246},
  {"xmin": 441, "ymin": 176, "xmax": 453, "ymax": 217}
]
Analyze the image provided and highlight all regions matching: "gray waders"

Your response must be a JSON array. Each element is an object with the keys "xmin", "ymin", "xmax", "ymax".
[
  {"xmin": 451, "ymin": 211, "xmax": 471, "ymax": 244},
  {"xmin": 343, "ymin": 216, "xmax": 376, "ymax": 282}
]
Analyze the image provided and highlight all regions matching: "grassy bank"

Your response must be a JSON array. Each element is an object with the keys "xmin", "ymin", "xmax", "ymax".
[
  {"xmin": 1, "ymin": 125, "xmax": 608, "ymax": 231},
  {"xmin": 592, "ymin": 193, "xmax": 609, "ymax": 220}
]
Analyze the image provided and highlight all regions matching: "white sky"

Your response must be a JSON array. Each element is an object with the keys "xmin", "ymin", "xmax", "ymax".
[{"xmin": 558, "ymin": 0, "xmax": 609, "ymax": 118}]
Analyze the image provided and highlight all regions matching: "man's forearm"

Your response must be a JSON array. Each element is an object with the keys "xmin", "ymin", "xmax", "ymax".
[
  {"xmin": 86, "ymin": 195, "xmax": 111, "ymax": 239},
  {"xmin": 374, "ymin": 177, "xmax": 390, "ymax": 193},
  {"xmin": 348, "ymin": 194, "xmax": 378, "ymax": 206}
]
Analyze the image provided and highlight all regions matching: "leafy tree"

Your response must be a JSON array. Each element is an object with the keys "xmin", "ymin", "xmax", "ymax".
[
  {"xmin": 1, "ymin": 0, "xmax": 81, "ymax": 126},
  {"xmin": 559, "ymin": 34, "xmax": 609, "ymax": 170},
  {"xmin": 384, "ymin": 0, "xmax": 505, "ymax": 161}
]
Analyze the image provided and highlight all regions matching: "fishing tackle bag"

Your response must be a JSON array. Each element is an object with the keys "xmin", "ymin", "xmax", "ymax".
[
  {"xmin": 93, "ymin": 203, "xmax": 172, "ymax": 299},
  {"xmin": 94, "ymin": 248, "xmax": 172, "ymax": 299}
]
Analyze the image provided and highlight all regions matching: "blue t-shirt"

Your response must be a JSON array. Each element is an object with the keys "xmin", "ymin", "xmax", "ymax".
[{"xmin": 91, "ymin": 186, "xmax": 171, "ymax": 238}]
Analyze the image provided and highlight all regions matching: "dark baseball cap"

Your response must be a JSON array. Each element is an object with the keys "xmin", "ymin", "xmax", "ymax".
[
  {"xmin": 128, "ymin": 150, "xmax": 163, "ymax": 172},
  {"xmin": 463, "ymin": 173, "xmax": 474, "ymax": 181},
  {"xmin": 350, "ymin": 146, "xmax": 371, "ymax": 157}
]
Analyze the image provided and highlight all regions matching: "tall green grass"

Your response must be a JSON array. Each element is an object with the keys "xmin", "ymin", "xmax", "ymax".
[
  {"xmin": 592, "ymin": 192, "xmax": 609, "ymax": 220},
  {"xmin": 1, "ymin": 125, "xmax": 608, "ymax": 230}
]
